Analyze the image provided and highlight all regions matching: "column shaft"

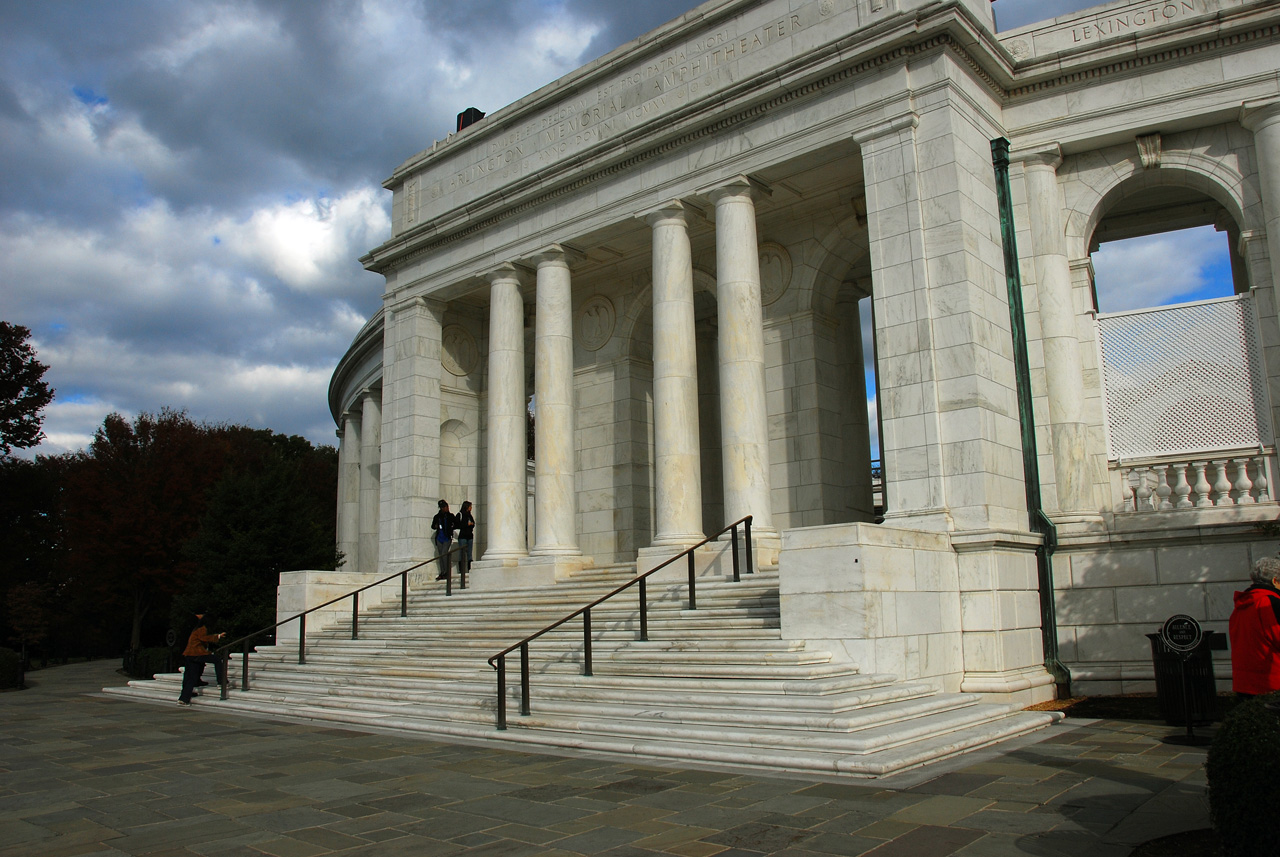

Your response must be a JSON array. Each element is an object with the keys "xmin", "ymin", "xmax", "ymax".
[
  {"xmin": 1017, "ymin": 148, "xmax": 1095, "ymax": 516},
  {"xmin": 359, "ymin": 391, "xmax": 382, "ymax": 574},
  {"xmin": 379, "ymin": 298, "xmax": 442, "ymax": 568},
  {"xmin": 709, "ymin": 181, "xmax": 775, "ymax": 536},
  {"xmin": 337, "ymin": 415, "xmax": 361, "ymax": 571},
  {"xmin": 1243, "ymin": 102, "xmax": 1280, "ymax": 294},
  {"xmin": 532, "ymin": 248, "xmax": 580, "ymax": 556},
  {"xmin": 485, "ymin": 266, "xmax": 529, "ymax": 559},
  {"xmin": 647, "ymin": 203, "xmax": 704, "ymax": 545}
]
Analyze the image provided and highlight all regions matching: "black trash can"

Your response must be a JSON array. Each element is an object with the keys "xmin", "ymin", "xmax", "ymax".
[{"xmin": 1147, "ymin": 631, "xmax": 1224, "ymax": 726}]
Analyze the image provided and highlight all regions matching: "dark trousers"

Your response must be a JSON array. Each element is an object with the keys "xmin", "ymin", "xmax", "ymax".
[{"xmin": 179, "ymin": 654, "xmax": 226, "ymax": 702}]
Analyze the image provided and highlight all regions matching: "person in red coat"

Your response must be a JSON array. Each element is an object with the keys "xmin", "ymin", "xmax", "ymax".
[{"xmin": 1229, "ymin": 557, "xmax": 1280, "ymax": 697}]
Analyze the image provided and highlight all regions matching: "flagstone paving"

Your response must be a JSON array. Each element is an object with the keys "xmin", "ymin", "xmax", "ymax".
[{"xmin": 0, "ymin": 662, "xmax": 1215, "ymax": 856}]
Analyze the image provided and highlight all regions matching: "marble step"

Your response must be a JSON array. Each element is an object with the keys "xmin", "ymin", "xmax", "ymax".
[
  {"xmin": 117, "ymin": 670, "xmax": 981, "ymax": 738},
  {"xmin": 190, "ymin": 674, "xmax": 952, "ymax": 730},
  {"xmin": 106, "ymin": 679, "xmax": 1057, "ymax": 777},
  {"xmin": 243, "ymin": 650, "xmax": 850, "ymax": 680}
]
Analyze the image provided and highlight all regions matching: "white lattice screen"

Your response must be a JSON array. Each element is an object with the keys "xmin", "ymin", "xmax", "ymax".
[{"xmin": 1097, "ymin": 294, "xmax": 1272, "ymax": 459}]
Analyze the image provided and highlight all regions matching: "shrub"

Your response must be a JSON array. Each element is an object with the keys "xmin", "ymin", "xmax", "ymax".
[
  {"xmin": 0, "ymin": 647, "xmax": 21, "ymax": 688},
  {"xmin": 1207, "ymin": 691, "xmax": 1280, "ymax": 856},
  {"xmin": 123, "ymin": 646, "xmax": 174, "ymax": 679}
]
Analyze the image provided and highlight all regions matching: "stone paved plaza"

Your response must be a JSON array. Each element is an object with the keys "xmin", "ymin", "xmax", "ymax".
[{"xmin": 1, "ymin": 662, "xmax": 1214, "ymax": 856}]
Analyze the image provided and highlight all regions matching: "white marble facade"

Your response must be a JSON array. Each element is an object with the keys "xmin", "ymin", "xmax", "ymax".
[{"xmin": 325, "ymin": 0, "xmax": 1280, "ymax": 700}]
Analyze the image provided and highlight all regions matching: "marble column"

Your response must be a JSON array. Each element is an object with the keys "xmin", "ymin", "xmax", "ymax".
[
  {"xmin": 379, "ymin": 297, "xmax": 443, "ymax": 569},
  {"xmin": 531, "ymin": 246, "xmax": 581, "ymax": 557},
  {"xmin": 1014, "ymin": 145, "xmax": 1097, "ymax": 520},
  {"xmin": 837, "ymin": 288, "xmax": 875, "ymax": 520},
  {"xmin": 707, "ymin": 178, "xmax": 776, "ymax": 538},
  {"xmin": 1243, "ymin": 100, "xmax": 1280, "ymax": 294},
  {"xmin": 484, "ymin": 264, "xmax": 529, "ymax": 561},
  {"xmin": 358, "ymin": 389, "xmax": 382, "ymax": 574},
  {"xmin": 646, "ymin": 202, "xmax": 704, "ymax": 546},
  {"xmin": 336, "ymin": 413, "xmax": 361, "ymax": 571}
]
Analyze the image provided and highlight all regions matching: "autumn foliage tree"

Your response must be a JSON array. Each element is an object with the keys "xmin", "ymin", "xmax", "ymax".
[{"xmin": 61, "ymin": 410, "xmax": 235, "ymax": 651}]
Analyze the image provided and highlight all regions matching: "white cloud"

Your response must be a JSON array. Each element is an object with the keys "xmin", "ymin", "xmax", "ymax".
[
  {"xmin": 221, "ymin": 188, "xmax": 391, "ymax": 295},
  {"xmin": 1092, "ymin": 226, "xmax": 1231, "ymax": 313}
]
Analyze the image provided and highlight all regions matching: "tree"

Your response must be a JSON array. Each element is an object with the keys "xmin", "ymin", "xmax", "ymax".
[
  {"xmin": 61, "ymin": 410, "xmax": 234, "ymax": 651},
  {"xmin": 0, "ymin": 322, "xmax": 55, "ymax": 455},
  {"xmin": 175, "ymin": 430, "xmax": 339, "ymax": 641}
]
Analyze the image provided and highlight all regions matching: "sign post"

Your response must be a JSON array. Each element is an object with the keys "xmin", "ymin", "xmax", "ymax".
[{"xmin": 1159, "ymin": 614, "xmax": 1211, "ymax": 747}]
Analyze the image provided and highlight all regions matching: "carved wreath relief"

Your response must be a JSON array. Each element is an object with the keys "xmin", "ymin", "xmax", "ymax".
[
  {"xmin": 577, "ymin": 295, "xmax": 616, "ymax": 352},
  {"xmin": 441, "ymin": 325, "xmax": 478, "ymax": 376},
  {"xmin": 758, "ymin": 242, "xmax": 792, "ymax": 306}
]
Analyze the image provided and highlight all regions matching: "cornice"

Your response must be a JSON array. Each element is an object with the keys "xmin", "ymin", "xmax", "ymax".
[
  {"xmin": 328, "ymin": 309, "xmax": 386, "ymax": 423},
  {"xmin": 363, "ymin": 30, "xmax": 998, "ymax": 276},
  {"xmin": 1006, "ymin": 18, "xmax": 1280, "ymax": 100}
]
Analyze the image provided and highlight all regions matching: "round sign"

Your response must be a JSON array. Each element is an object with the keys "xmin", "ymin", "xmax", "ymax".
[{"xmin": 1161, "ymin": 614, "xmax": 1203, "ymax": 652}]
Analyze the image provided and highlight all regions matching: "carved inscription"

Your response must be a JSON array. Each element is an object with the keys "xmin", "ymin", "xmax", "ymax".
[
  {"xmin": 1071, "ymin": 1, "xmax": 1197, "ymax": 43},
  {"xmin": 422, "ymin": 11, "xmax": 809, "ymax": 209}
]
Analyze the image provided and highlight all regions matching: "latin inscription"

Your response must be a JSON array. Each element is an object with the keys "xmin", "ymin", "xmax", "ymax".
[
  {"xmin": 423, "ymin": 12, "xmax": 807, "ymax": 207},
  {"xmin": 1071, "ymin": 1, "xmax": 1197, "ymax": 43}
]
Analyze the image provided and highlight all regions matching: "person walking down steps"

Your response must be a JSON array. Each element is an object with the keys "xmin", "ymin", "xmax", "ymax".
[
  {"xmin": 431, "ymin": 500, "xmax": 458, "ymax": 580},
  {"xmin": 456, "ymin": 500, "xmax": 476, "ymax": 577}
]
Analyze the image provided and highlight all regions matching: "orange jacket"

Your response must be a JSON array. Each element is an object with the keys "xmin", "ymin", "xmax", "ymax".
[{"xmin": 183, "ymin": 625, "xmax": 221, "ymax": 657}]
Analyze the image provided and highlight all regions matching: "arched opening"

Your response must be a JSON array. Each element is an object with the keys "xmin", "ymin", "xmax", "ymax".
[{"xmin": 1087, "ymin": 181, "xmax": 1272, "ymax": 508}]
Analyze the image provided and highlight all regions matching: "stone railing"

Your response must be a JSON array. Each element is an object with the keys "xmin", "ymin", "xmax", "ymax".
[{"xmin": 1114, "ymin": 448, "xmax": 1276, "ymax": 512}]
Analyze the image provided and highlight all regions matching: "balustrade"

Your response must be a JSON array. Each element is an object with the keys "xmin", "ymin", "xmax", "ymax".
[{"xmin": 1117, "ymin": 450, "xmax": 1274, "ymax": 512}]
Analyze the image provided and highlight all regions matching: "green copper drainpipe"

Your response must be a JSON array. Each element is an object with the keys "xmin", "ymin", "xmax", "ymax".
[{"xmin": 991, "ymin": 137, "xmax": 1072, "ymax": 695}]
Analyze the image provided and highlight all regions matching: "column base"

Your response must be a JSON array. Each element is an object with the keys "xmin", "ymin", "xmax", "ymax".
[
  {"xmin": 470, "ymin": 554, "xmax": 596, "ymax": 589},
  {"xmin": 638, "ymin": 541, "xmax": 760, "ymax": 581},
  {"xmin": 961, "ymin": 666, "xmax": 1058, "ymax": 706}
]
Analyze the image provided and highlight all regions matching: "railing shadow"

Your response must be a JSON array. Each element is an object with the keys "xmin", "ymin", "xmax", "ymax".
[{"xmin": 487, "ymin": 515, "xmax": 754, "ymax": 730}]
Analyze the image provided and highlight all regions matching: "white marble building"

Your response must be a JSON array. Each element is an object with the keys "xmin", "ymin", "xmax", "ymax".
[{"xmin": 322, "ymin": 0, "xmax": 1280, "ymax": 700}]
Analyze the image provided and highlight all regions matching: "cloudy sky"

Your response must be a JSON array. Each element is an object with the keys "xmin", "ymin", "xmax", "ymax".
[{"xmin": 0, "ymin": 0, "xmax": 1207, "ymax": 456}]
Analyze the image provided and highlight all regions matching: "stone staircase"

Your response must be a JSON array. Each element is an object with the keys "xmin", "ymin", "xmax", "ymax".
[{"xmin": 105, "ymin": 564, "xmax": 1061, "ymax": 778}]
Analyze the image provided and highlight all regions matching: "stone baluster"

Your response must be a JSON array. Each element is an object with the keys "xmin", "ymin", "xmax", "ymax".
[
  {"xmin": 1192, "ymin": 461, "xmax": 1213, "ymax": 507},
  {"xmin": 1213, "ymin": 460, "xmax": 1234, "ymax": 506},
  {"xmin": 1254, "ymin": 454, "xmax": 1271, "ymax": 502},
  {"xmin": 1234, "ymin": 457, "xmax": 1256, "ymax": 504},
  {"xmin": 1154, "ymin": 467, "xmax": 1173, "ymax": 510},
  {"xmin": 1172, "ymin": 463, "xmax": 1193, "ymax": 509},
  {"xmin": 1134, "ymin": 466, "xmax": 1153, "ymax": 511}
]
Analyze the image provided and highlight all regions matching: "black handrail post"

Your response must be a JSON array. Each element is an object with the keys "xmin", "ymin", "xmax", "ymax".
[
  {"xmin": 688, "ymin": 551, "xmax": 697, "ymax": 610},
  {"xmin": 745, "ymin": 516, "xmax": 754, "ymax": 575},
  {"xmin": 639, "ymin": 577, "xmax": 648, "ymax": 641},
  {"xmin": 298, "ymin": 614, "xmax": 307, "ymax": 665},
  {"xmin": 519, "ymin": 643, "xmax": 530, "ymax": 716},
  {"xmin": 220, "ymin": 652, "xmax": 229, "ymax": 700},
  {"xmin": 460, "ymin": 547, "xmax": 467, "ymax": 590},
  {"xmin": 241, "ymin": 645, "xmax": 250, "ymax": 692},
  {"xmin": 401, "ymin": 571, "xmax": 408, "ymax": 617},
  {"xmin": 445, "ymin": 564, "xmax": 452, "ymax": 597},
  {"xmin": 731, "ymin": 523, "xmax": 741, "ymax": 582},
  {"xmin": 496, "ymin": 655, "xmax": 507, "ymax": 729},
  {"xmin": 583, "ymin": 608, "xmax": 593, "ymax": 676},
  {"xmin": 351, "ymin": 592, "xmax": 359, "ymax": 640}
]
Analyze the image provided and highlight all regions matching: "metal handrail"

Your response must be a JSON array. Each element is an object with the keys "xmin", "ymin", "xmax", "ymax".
[
  {"xmin": 211, "ymin": 545, "xmax": 470, "ymax": 700},
  {"xmin": 486, "ymin": 515, "xmax": 753, "ymax": 729}
]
